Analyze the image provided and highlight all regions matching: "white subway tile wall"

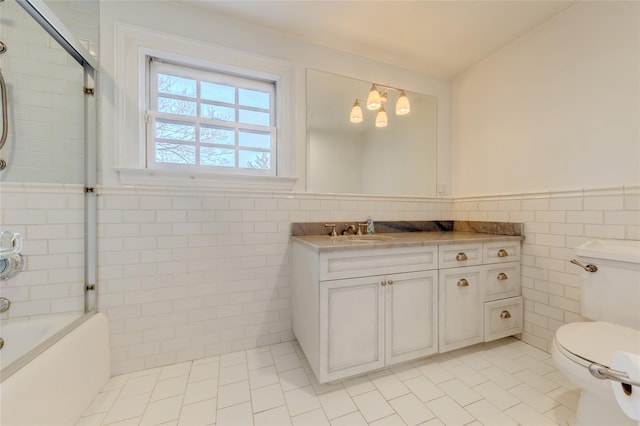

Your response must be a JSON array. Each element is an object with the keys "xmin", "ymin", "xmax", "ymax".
[
  {"xmin": 0, "ymin": 182, "xmax": 85, "ymax": 320},
  {"xmin": 453, "ymin": 185, "xmax": 640, "ymax": 352},
  {"xmin": 0, "ymin": 0, "xmax": 84, "ymax": 184},
  {"xmin": 99, "ymin": 186, "xmax": 452, "ymax": 374}
]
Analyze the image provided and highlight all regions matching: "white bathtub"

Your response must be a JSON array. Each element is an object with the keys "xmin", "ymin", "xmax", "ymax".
[{"xmin": 0, "ymin": 312, "xmax": 110, "ymax": 426}]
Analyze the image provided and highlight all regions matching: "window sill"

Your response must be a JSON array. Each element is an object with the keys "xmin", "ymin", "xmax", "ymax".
[{"xmin": 115, "ymin": 168, "xmax": 298, "ymax": 192}]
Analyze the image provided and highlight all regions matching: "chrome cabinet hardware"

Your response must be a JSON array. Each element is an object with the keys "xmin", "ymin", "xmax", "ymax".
[
  {"xmin": 570, "ymin": 259, "xmax": 598, "ymax": 272},
  {"xmin": 457, "ymin": 278, "xmax": 469, "ymax": 287},
  {"xmin": 497, "ymin": 249, "xmax": 509, "ymax": 257},
  {"xmin": 497, "ymin": 272, "xmax": 508, "ymax": 280},
  {"xmin": 500, "ymin": 310, "xmax": 512, "ymax": 319},
  {"xmin": 456, "ymin": 252, "xmax": 468, "ymax": 261}
]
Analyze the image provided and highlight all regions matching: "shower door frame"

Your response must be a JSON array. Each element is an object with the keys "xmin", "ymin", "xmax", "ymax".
[{"xmin": 16, "ymin": 0, "xmax": 98, "ymax": 313}]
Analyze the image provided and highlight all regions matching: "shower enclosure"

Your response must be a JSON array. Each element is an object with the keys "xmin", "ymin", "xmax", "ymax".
[{"xmin": 0, "ymin": 0, "xmax": 98, "ymax": 380}]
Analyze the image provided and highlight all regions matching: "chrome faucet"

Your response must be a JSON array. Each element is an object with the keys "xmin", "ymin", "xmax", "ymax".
[{"xmin": 342, "ymin": 224, "xmax": 357, "ymax": 235}]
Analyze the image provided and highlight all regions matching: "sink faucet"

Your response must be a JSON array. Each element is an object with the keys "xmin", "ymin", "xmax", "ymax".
[{"xmin": 342, "ymin": 224, "xmax": 357, "ymax": 235}]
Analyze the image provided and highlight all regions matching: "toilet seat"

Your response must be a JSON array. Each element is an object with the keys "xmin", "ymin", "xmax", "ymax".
[{"xmin": 555, "ymin": 321, "xmax": 640, "ymax": 368}]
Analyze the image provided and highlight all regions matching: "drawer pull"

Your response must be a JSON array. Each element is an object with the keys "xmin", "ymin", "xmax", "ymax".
[
  {"xmin": 381, "ymin": 280, "xmax": 387, "ymax": 286},
  {"xmin": 500, "ymin": 310, "xmax": 512, "ymax": 319},
  {"xmin": 456, "ymin": 252, "xmax": 468, "ymax": 261},
  {"xmin": 457, "ymin": 278, "xmax": 469, "ymax": 287},
  {"xmin": 497, "ymin": 249, "xmax": 509, "ymax": 258},
  {"xmin": 387, "ymin": 280, "xmax": 394, "ymax": 285},
  {"xmin": 497, "ymin": 272, "xmax": 509, "ymax": 280}
]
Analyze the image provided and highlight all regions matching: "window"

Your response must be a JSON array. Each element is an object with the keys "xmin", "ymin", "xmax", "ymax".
[{"xmin": 146, "ymin": 58, "xmax": 276, "ymax": 175}]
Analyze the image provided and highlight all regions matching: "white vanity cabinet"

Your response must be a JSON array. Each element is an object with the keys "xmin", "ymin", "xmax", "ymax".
[
  {"xmin": 292, "ymin": 243, "xmax": 438, "ymax": 383},
  {"xmin": 438, "ymin": 241, "xmax": 523, "ymax": 353},
  {"xmin": 292, "ymin": 234, "xmax": 524, "ymax": 384}
]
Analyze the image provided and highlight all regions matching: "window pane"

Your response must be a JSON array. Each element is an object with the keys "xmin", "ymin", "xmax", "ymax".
[
  {"xmin": 240, "ymin": 150, "xmax": 271, "ymax": 169},
  {"xmin": 201, "ymin": 81, "xmax": 235, "ymax": 104},
  {"xmin": 239, "ymin": 130, "xmax": 270, "ymax": 149},
  {"xmin": 239, "ymin": 88, "xmax": 270, "ymax": 109},
  {"xmin": 156, "ymin": 119, "xmax": 195, "ymax": 141},
  {"xmin": 201, "ymin": 104, "xmax": 235, "ymax": 121},
  {"xmin": 155, "ymin": 142, "xmax": 195, "ymax": 164},
  {"xmin": 201, "ymin": 125, "xmax": 235, "ymax": 145},
  {"xmin": 158, "ymin": 97, "xmax": 196, "ymax": 116},
  {"xmin": 239, "ymin": 109, "xmax": 270, "ymax": 126},
  {"xmin": 201, "ymin": 146, "xmax": 234, "ymax": 167},
  {"xmin": 157, "ymin": 73, "xmax": 196, "ymax": 97}
]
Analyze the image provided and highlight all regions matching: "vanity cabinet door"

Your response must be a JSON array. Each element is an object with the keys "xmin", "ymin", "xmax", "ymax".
[
  {"xmin": 385, "ymin": 271, "xmax": 438, "ymax": 365},
  {"xmin": 439, "ymin": 266, "xmax": 484, "ymax": 353},
  {"xmin": 319, "ymin": 277, "xmax": 385, "ymax": 383}
]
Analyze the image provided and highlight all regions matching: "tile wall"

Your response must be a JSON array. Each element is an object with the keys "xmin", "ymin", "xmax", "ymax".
[
  {"xmin": 0, "ymin": 182, "xmax": 85, "ymax": 320},
  {"xmin": 453, "ymin": 185, "xmax": 640, "ymax": 352},
  {"xmin": 98, "ymin": 185, "xmax": 452, "ymax": 375}
]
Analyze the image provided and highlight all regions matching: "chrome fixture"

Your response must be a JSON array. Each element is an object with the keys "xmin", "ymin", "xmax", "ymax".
[
  {"xmin": 0, "ymin": 231, "xmax": 24, "ymax": 280},
  {"xmin": 342, "ymin": 224, "xmax": 357, "ymax": 235},
  {"xmin": 324, "ymin": 224, "xmax": 337, "ymax": 237},
  {"xmin": 589, "ymin": 362, "xmax": 640, "ymax": 388},
  {"xmin": 0, "ymin": 297, "xmax": 10, "ymax": 313},
  {"xmin": 570, "ymin": 258, "xmax": 598, "ymax": 272},
  {"xmin": 350, "ymin": 83, "xmax": 411, "ymax": 128}
]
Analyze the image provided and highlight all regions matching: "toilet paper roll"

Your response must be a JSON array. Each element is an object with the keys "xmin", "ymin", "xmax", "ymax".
[{"xmin": 610, "ymin": 351, "xmax": 640, "ymax": 421}]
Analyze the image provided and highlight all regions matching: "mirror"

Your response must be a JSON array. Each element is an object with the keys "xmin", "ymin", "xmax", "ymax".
[{"xmin": 307, "ymin": 69, "xmax": 437, "ymax": 197}]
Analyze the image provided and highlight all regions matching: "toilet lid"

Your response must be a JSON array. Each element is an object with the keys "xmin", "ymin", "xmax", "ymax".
[{"xmin": 555, "ymin": 321, "xmax": 640, "ymax": 366}]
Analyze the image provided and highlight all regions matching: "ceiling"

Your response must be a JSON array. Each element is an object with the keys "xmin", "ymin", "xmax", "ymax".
[{"xmin": 186, "ymin": 0, "xmax": 577, "ymax": 78}]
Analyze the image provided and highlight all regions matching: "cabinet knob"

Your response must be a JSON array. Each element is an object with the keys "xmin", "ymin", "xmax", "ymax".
[
  {"xmin": 500, "ymin": 310, "xmax": 512, "ymax": 319},
  {"xmin": 456, "ymin": 252, "xmax": 468, "ymax": 261},
  {"xmin": 387, "ymin": 280, "xmax": 394, "ymax": 285},
  {"xmin": 457, "ymin": 278, "xmax": 469, "ymax": 287},
  {"xmin": 497, "ymin": 272, "xmax": 509, "ymax": 280},
  {"xmin": 381, "ymin": 280, "xmax": 387, "ymax": 286},
  {"xmin": 497, "ymin": 249, "xmax": 509, "ymax": 258}
]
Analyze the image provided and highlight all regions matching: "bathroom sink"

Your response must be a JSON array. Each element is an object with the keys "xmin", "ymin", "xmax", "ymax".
[{"xmin": 330, "ymin": 235, "xmax": 394, "ymax": 243}]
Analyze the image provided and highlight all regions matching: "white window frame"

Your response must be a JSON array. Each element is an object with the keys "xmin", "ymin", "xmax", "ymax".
[
  {"xmin": 146, "ymin": 58, "xmax": 277, "ymax": 175},
  {"xmin": 113, "ymin": 23, "xmax": 296, "ymax": 190}
]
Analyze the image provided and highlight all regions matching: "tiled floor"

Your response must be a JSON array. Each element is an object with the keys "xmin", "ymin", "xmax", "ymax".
[{"xmin": 77, "ymin": 337, "xmax": 579, "ymax": 426}]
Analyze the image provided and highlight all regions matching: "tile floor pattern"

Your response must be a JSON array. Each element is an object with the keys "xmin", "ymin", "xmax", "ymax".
[{"xmin": 77, "ymin": 337, "xmax": 580, "ymax": 426}]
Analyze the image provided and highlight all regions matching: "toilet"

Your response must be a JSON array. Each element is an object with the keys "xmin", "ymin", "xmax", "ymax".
[{"xmin": 552, "ymin": 239, "xmax": 640, "ymax": 426}]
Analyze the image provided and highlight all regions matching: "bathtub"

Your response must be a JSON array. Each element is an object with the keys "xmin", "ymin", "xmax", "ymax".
[{"xmin": 0, "ymin": 312, "xmax": 110, "ymax": 426}]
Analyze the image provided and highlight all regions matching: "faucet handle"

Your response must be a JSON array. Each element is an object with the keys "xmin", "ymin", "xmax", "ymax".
[
  {"xmin": 324, "ymin": 224, "xmax": 337, "ymax": 237},
  {"xmin": 357, "ymin": 223, "xmax": 367, "ymax": 235}
]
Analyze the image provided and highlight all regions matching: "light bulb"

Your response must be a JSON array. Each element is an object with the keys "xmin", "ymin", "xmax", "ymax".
[
  {"xmin": 366, "ymin": 84, "xmax": 381, "ymax": 110},
  {"xmin": 395, "ymin": 90, "xmax": 410, "ymax": 115},
  {"xmin": 350, "ymin": 99, "xmax": 363, "ymax": 123},
  {"xmin": 375, "ymin": 105, "xmax": 388, "ymax": 128}
]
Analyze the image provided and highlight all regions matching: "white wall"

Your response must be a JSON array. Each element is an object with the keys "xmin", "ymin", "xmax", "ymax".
[
  {"xmin": 452, "ymin": 1, "xmax": 640, "ymax": 353},
  {"xmin": 453, "ymin": 1, "xmax": 639, "ymax": 197}
]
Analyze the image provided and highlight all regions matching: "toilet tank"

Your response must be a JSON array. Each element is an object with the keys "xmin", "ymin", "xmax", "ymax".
[{"xmin": 575, "ymin": 239, "xmax": 640, "ymax": 329}]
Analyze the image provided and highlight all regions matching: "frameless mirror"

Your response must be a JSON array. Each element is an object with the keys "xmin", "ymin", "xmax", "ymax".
[{"xmin": 307, "ymin": 69, "xmax": 437, "ymax": 197}]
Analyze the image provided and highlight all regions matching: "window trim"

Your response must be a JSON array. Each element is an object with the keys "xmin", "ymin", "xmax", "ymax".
[{"xmin": 113, "ymin": 23, "xmax": 296, "ymax": 190}]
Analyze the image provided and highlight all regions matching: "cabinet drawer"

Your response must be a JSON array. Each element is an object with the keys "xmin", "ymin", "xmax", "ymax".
[
  {"xmin": 483, "ymin": 241, "xmax": 521, "ymax": 264},
  {"xmin": 438, "ymin": 243, "xmax": 483, "ymax": 269},
  {"xmin": 483, "ymin": 263, "xmax": 521, "ymax": 302},
  {"xmin": 319, "ymin": 246, "xmax": 437, "ymax": 281},
  {"xmin": 484, "ymin": 296, "xmax": 523, "ymax": 342}
]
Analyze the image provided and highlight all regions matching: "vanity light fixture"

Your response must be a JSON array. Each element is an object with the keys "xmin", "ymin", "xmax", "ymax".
[{"xmin": 351, "ymin": 83, "xmax": 410, "ymax": 127}]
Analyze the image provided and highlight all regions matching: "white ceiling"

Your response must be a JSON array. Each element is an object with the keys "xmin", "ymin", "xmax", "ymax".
[{"xmin": 186, "ymin": 0, "xmax": 577, "ymax": 78}]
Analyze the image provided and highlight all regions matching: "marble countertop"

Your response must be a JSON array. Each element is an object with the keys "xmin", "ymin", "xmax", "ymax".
[{"xmin": 292, "ymin": 231, "xmax": 524, "ymax": 253}]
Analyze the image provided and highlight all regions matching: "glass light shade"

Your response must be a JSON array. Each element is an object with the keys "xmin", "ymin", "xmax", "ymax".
[
  {"xmin": 395, "ymin": 90, "xmax": 410, "ymax": 115},
  {"xmin": 375, "ymin": 105, "xmax": 388, "ymax": 128},
  {"xmin": 350, "ymin": 100, "xmax": 363, "ymax": 123},
  {"xmin": 366, "ymin": 84, "xmax": 381, "ymax": 110}
]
